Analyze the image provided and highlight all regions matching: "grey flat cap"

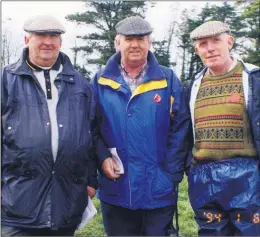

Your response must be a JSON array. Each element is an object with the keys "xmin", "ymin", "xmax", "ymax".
[
  {"xmin": 23, "ymin": 15, "xmax": 66, "ymax": 34},
  {"xmin": 190, "ymin": 21, "xmax": 230, "ymax": 40},
  {"xmin": 116, "ymin": 16, "xmax": 153, "ymax": 36}
]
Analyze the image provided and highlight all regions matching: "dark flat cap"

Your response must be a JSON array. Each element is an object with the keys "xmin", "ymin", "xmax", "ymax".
[
  {"xmin": 116, "ymin": 16, "xmax": 153, "ymax": 36},
  {"xmin": 23, "ymin": 15, "xmax": 66, "ymax": 34},
  {"xmin": 190, "ymin": 21, "xmax": 230, "ymax": 40}
]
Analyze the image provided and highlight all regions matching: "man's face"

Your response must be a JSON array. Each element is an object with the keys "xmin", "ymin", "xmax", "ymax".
[
  {"xmin": 195, "ymin": 33, "xmax": 234, "ymax": 70},
  {"xmin": 117, "ymin": 35, "xmax": 151, "ymax": 66},
  {"xmin": 25, "ymin": 33, "xmax": 62, "ymax": 67}
]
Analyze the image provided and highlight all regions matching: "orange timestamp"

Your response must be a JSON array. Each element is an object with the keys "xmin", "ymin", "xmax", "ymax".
[{"xmin": 203, "ymin": 212, "xmax": 260, "ymax": 223}]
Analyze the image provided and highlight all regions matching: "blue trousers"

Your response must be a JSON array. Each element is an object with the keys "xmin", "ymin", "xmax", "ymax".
[
  {"xmin": 188, "ymin": 157, "xmax": 260, "ymax": 236},
  {"xmin": 100, "ymin": 201, "xmax": 175, "ymax": 236}
]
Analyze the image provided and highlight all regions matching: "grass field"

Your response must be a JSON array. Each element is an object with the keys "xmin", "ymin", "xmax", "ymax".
[{"xmin": 75, "ymin": 176, "xmax": 198, "ymax": 236}]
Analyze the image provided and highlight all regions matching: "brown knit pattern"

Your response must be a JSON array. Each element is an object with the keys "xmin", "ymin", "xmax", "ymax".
[{"xmin": 193, "ymin": 62, "xmax": 257, "ymax": 160}]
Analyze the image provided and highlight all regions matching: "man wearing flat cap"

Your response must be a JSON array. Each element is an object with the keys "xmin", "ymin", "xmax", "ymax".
[
  {"xmin": 91, "ymin": 15, "xmax": 191, "ymax": 236},
  {"xmin": 1, "ymin": 15, "xmax": 106, "ymax": 236},
  {"xmin": 186, "ymin": 20, "xmax": 260, "ymax": 236}
]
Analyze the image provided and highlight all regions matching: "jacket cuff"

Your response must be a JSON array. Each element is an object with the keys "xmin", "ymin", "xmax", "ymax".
[
  {"xmin": 88, "ymin": 176, "xmax": 98, "ymax": 190},
  {"xmin": 96, "ymin": 140, "xmax": 111, "ymax": 165}
]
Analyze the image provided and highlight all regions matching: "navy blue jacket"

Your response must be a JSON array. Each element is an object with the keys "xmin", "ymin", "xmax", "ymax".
[
  {"xmin": 1, "ymin": 48, "xmax": 101, "ymax": 229},
  {"xmin": 92, "ymin": 51, "xmax": 191, "ymax": 209}
]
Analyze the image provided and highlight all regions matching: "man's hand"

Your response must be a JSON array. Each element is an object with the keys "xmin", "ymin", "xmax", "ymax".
[
  {"xmin": 102, "ymin": 157, "xmax": 121, "ymax": 180},
  {"xmin": 87, "ymin": 186, "xmax": 96, "ymax": 199}
]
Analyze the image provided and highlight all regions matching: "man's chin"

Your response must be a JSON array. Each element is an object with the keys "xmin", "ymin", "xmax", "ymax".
[{"xmin": 205, "ymin": 61, "xmax": 220, "ymax": 68}]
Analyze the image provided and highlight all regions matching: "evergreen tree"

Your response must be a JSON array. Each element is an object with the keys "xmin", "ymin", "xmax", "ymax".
[
  {"xmin": 236, "ymin": 0, "xmax": 260, "ymax": 66},
  {"xmin": 152, "ymin": 40, "xmax": 171, "ymax": 67},
  {"xmin": 66, "ymin": 1, "xmax": 149, "ymax": 77},
  {"xmin": 178, "ymin": 2, "xmax": 243, "ymax": 84}
]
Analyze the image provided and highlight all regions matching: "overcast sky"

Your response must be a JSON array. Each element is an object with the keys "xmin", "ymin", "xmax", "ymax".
[{"xmin": 2, "ymin": 1, "xmax": 221, "ymax": 75}]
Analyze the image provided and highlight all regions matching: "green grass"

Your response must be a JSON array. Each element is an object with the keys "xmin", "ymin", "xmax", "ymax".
[{"xmin": 75, "ymin": 176, "xmax": 198, "ymax": 236}]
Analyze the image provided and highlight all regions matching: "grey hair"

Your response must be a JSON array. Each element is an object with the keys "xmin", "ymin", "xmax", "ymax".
[{"xmin": 25, "ymin": 32, "xmax": 32, "ymax": 38}]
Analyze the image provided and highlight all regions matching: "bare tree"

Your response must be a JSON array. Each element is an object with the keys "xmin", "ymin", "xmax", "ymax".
[{"xmin": 1, "ymin": 18, "xmax": 23, "ymax": 68}]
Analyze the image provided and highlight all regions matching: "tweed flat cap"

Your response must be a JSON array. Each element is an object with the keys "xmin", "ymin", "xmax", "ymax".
[
  {"xmin": 190, "ymin": 21, "xmax": 230, "ymax": 40},
  {"xmin": 116, "ymin": 16, "xmax": 153, "ymax": 36},
  {"xmin": 23, "ymin": 15, "xmax": 66, "ymax": 34}
]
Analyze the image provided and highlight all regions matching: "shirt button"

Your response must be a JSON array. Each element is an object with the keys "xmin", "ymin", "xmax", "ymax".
[
  {"xmin": 46, "ymin": 122, "xmax": 50, "ymax": 126},
  {"xmin": 59, "ymin": 124, "xmax": 63, "ymax": 128},
  {"xmin": 52, "ymin": 171, "xmax": 55, "ymax": 174},
  {"xmin": 257, "ymin": 122, "xmax": 260, "ymax": 126},
  {"xmin": 128, "ymin": 113, "xmax": 131, "ymax": 117},
  {"xmin": 69, "ymin": 78, "xmax": 73, "ymax": 81},
  {"xmin": 7, "ymin": 126, "xmax": 12, "ymax": 130},
  {"xmin": 47, "ymin": 221, "xmax": 50, "ymax": 224}
]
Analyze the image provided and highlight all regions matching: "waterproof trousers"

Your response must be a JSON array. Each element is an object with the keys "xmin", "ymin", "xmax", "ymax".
[{"xmin": 188, "ymin": 157, "xmax": 260, "ymax": 236}]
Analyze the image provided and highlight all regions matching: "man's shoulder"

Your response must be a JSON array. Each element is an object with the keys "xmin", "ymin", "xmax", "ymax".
[
  {"xmin": 95, "ymin": 66, "xmax": 106, "ymax": 77},
  {"xmin": 3, "ymin": 61, "xmax": 21, "ymax": 74},
  {"xmin": 158, "ymin": 65, "xmax": 177, "ymax": 79},
  {"xmin": 243, "ymin": 62, "xmax": 259, "ymax": 72}
]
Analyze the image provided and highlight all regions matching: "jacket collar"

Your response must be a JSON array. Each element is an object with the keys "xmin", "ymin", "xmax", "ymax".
[{"xmin": 100, "ymin": 50, "xmax": 165, "ymax": 82}]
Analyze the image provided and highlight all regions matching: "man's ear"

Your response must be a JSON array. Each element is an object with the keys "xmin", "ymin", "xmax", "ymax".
[
  {"xmin": 24, "ymin": 36, "xmax": 29, "ymax": 45},
  {"xmin": 228, "ymin": 35, "xmax": 235, "ymax": 51},
  {"xmin": 148, "ymin": 41, "xmax": 152, "ymax": 50},
  {"xmin": 195, "ymin": 46, "xmax": 199, "ymax": 55},
  {"xmin": 115, "ymin": 38, "xmax": 120, "ymax": 49}
]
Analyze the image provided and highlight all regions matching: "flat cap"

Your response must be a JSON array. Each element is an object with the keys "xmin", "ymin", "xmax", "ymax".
[
  {"xmin": 190, "ymin": 21, "xmax": 230, "ymax": 40},
  {"xmin": 23, "ymin": 15, "xmax": 66, "ymax": 34},
  {"xmin": 116, "ymin": 16, "xmax": 153, "ymax": 36}
]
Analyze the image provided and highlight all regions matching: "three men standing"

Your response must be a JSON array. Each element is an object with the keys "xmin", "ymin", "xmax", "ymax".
[{"xmin": 2, "ymin": 13, "xmax": 259, "ymax": 237}]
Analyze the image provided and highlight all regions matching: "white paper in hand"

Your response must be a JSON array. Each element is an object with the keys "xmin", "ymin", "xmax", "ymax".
[
  {"xmin": 76, "ymin": 197, "xmax": 97, "ymax": 230},
  {"xmin": 108, "ymin": 147, "xmax": 124, "ymax": 174}
]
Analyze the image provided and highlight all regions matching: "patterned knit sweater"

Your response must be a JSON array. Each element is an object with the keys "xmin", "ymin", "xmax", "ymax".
[{"xmin": 193, "ymin": 61, "xmax": 257, "ymax": 160}]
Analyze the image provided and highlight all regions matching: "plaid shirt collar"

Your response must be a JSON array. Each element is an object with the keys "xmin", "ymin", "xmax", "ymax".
[
  {"xmin": 119, "ymin": 61, "xmax": 149, "ymax": 92},
  {"xmin": 120, "ymin": 61, "xmax": 148, "ymax": 80}
]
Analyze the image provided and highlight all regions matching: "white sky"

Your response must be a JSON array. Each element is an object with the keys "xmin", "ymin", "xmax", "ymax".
[{"xmin": 2, "ymin": 1, "xmax": 221, "ymax": 75}]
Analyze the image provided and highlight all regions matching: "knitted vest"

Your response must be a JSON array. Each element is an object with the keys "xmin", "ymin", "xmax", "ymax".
[{"xmin": 193, "ymin": 61, "xmax": 257, "ymax": 160}]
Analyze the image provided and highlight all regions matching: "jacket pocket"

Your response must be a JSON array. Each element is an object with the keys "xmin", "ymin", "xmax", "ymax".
[
  {"xmin": 69, "ymin": 91, "xmax": 89, "ymax": 112},
  {"xmin": 2, "ymin": 174, "xmax": 35, "ymax": 219},
  {"xmin": 152, "ymin": 167, "xmax": 174, "ymax": 200},
  {"xmin": 99, "ymin": 175, "xmax": 120, "ymax": 196}
]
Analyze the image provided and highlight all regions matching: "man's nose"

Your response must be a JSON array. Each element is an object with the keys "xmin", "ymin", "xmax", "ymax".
[
  {"xmin": 42, "ymin": 36, "xmax": 53, "ymax": 44},
  {"xmin": 130, "ymin": 39, "xmax": 139, "ymax": 47},
  {"xmin": 207, "ymin": 42, "xmax": 215, "ymax": 52}
]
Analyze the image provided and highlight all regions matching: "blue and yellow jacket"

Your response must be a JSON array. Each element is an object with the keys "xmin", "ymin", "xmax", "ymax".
[{"xmin": 92, "ymin": 51, "xmax": 191, "ymax": 209}]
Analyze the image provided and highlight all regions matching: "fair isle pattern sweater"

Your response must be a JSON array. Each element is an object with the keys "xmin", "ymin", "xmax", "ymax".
[{"xmin": 193, "ymin": 62, "xmax": 257, "ymax": 160}]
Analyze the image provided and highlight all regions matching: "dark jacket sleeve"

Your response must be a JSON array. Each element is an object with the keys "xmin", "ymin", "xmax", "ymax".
[
  {"xmin": 183, "ymin": 79, "xmax": 195, "ymax": 176},
  {"xmin": 90, "ymin": 73, "xmax": 111, "ymax": 167},
  {"xmin": 83, "ymin": 82, "xmax": 98, "ymax": 189},
  {"xmin": 1, "ymin": 67, "xmax": 8, "ymax": 188},
  {"xmin": 162, "ymin": 68, "xmax": 193, "ymax": 183}
]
